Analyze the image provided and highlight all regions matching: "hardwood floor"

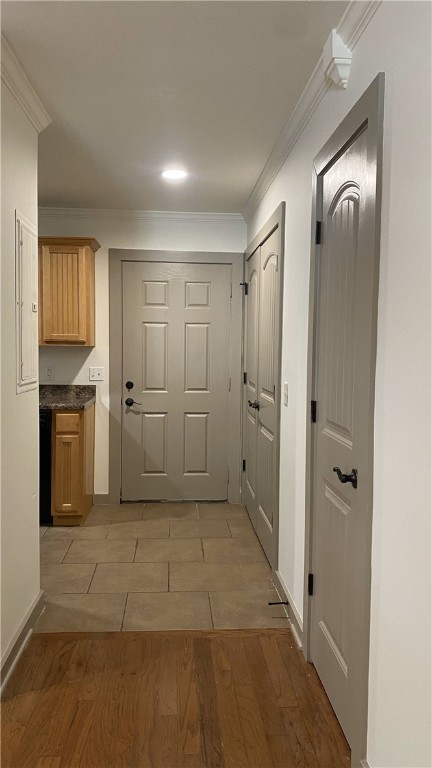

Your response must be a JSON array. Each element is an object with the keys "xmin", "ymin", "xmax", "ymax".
[{"xmin": 1, "ymin": 629, "xmax": 350, "ymax": 767}]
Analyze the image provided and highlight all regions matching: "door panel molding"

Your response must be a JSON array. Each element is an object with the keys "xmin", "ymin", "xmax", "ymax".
[
  {"xmin": 242, "ymin": 203, "xmax": 285, "ymax": 569},
  {"xmin": 304, "ymin": 74, "xmax": 384, "ymax": 767},
  {"xmin": 109, "ymin": 250, "xmax": 243, "ymax": 504}
]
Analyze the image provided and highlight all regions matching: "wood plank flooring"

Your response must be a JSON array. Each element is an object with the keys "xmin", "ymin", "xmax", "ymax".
[{"xmin": 1, "ymin": 629, "xmax": 350, "ymax": 768}]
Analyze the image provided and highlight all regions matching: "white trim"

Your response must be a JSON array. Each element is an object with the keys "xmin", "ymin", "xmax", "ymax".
[
  {"xmin": 360, "ymin": 761, "xmax": 371, "ymax": 768},
  {"xmin": 39, "ymin": 207, "xmax": 245, "ymax": 224},
  {"xmin": 1, "ymin": 35, "xmax": 51, "ymax": 133},
  {"xmin": 243, "ymin": 1, "xmax": 381, "ymax": 220},
  {"xmin": 275, "ymin": 569, "xmax": 304, "ymax": 634},
  {"xmin": 1, "ymin": 590, "xmax": 44, "ymax": 673}
]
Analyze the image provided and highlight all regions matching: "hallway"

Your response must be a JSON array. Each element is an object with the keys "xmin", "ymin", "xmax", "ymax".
[
  {"xmin": 37, "ymin": 503, "xmax": 287, "ymax": 632},
  {"xmin": 1, "ymin": 629, "xmax": 350, "ymax": 767}
]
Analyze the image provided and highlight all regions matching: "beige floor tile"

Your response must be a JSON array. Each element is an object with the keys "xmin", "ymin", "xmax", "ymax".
[
  {"xmin": 45, "ymin": 525, "xmax": 109, "ymax": 540},
  {"xmin": 203, "ymin": 537, "xmax": 267, "ymax": 563},
  {"xmin": 84, "ymin": 504, "xmax": 144, "ymax": 527},
  {"xmin": 228, "ymin": 517, "xmax": 256, "ymax": 537},
  {"xmin": 135, "ymin": 538, "xmax": 203, "ymax": 562},
  {"xmin": 40, "ymin": 563, "xmax": 96, "ymax": 594},
  {"xmin": 142, "ymin": 503, "xmax": 198, "ymax": 521},
  {"xmin": 210, "ymin": 590, "xmax": 288, "ymax": 629},
  {"xmin": 170, "ymin": 519, "xmax": 230, "ymax": 539},
  {"xmin": 240, "ymin": 562, "xmax": 274, "ymax": 589},
  {"xmin": 107, "ymin": 520, "xmax": 169, "ymax": 540},
  {"xmin": 170, "ymin": 562, "xmax": 245, "ymax": 592},
  {"xmin": 197, "ymin": 503, "xmax": 248, "ymax": 521},
  {"xmin": 89, "ymin": 562, "xmax": 168, "ymax": 593},
  {"xmin": 123, "ymin": 592, "xmax": 212, "ymax": 631},
  {"xmin": 40, "ymin": 539, "xmax": 71, "ymax": 564},
  {"xmin": 34, "ymin": 593, "xmax": 126, "ymax": 633},
  {"xmin": 39, "ymin": 527, "xmax": 48, "ymax": 538},
  {"xmin": 64, "ymin": 539, "xmax": 136, "ymax": 564}
]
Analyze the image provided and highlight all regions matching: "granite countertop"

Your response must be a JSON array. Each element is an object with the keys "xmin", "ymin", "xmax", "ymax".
[{"xmin": 39, "ymin": 385, "xmax": 96, "ymax": 411}]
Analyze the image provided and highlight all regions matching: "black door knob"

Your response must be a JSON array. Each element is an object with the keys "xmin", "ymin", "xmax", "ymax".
[
  {"xmin": 333, "ymin": 467, "xmax": 358, "ymax": 489},
  {"xmin": 247, "ymin": 399, "xmax": 261, "ymax": 410},
  {"xmin": 125, "ymin": 381, "xmax": 134, "ymax": 390}
]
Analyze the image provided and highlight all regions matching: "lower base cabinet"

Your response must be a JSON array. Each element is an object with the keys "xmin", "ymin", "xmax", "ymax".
[{"xmin": 52, "ymin": 405, "xmax": 95, "ymax": 525}]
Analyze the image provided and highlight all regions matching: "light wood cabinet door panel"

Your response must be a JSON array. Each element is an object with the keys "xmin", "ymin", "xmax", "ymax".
[
  {"xmin": 54, "ymin": 433, "xmax": 81, "ymax": 514},
  {"xmin": 39, "ymin": 237, "xmax": 99, "ymax": 346}
]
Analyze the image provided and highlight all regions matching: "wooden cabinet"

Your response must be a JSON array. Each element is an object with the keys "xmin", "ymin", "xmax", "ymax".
[
  {"xmin": 52, "ymin": 405, "xmax": 95, "ymax": 525},
  {"xmin": 38, "ymin": 237, "xmax": 100, "ymax": 346}
]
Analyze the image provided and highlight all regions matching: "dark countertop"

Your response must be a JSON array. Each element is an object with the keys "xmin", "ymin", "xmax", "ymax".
[{"xmin": 39, "ymin": 385, "xmax": 96, "ymax": 411}]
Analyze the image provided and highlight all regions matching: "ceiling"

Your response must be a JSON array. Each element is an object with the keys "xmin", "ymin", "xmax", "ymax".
[{"xmin": 2, "ymin": 1, "xmax": 348, "ymax": 213}]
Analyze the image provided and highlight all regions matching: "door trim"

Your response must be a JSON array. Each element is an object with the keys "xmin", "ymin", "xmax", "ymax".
[
  {"xmin": 108, "ymin": 249, "xmax": 243, "ymax": 504},
  {"xmin": 242, "ymin": 202, "xmax": 285, "ymax": 569},
  {"xmin": 303, "ymin": 74, "xmax": 384, "ymax": 766}
]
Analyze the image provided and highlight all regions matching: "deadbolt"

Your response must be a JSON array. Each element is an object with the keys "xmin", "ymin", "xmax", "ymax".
[{"xmin": 125, "ymin": 381, "xmax": 134, "ymax": 390}]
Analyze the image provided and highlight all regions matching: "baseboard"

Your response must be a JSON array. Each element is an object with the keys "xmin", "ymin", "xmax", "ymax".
[
  {"xmin": 272, "ymin": 570, "xmax": 304, "ymax": 649},
  {"xmin": 1, "ymin": 590, "xmax": 44, "ymax": 693},
  {"xmin": 93, "ymin": 494, "xmax": 109, "ymax": 505},
  {"xmin": 360, "ymin": 761, "xmax": 370, "ymax": 768}
]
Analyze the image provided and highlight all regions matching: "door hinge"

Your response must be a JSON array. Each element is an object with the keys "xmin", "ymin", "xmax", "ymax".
[
  {"xmin": 311, "ymin": 400, "xmax": 317, "ymax": 423},
  {"xmin": 308, "ymin": 573, "xmax": 314, "ymax": 596},
  {"xmin": 242, "ymin": 459, "xmax": 246, "ymax": 472},
  {"xmin": 240, "ymin": 282, "xmax": 249, "ymax": 295},
  {"xmin": 243, "ymin": 371, "xmax": 247, "ymax": 384},
  {"xmin": 228, "ymin": 377, "xmax": 231, "ymax": 392},
  {"xmin": 315, "ymin": 220, "xmax": 322, "ymax": 245}
]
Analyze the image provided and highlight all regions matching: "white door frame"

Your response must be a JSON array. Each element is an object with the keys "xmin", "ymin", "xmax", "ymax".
[
  {"xmin": 108, "ymin": 249, "xmax": 243, "ymax": 504},
  {"xmin": 241, "ymin": 203, "xmax": 285, "ymax": 568},
  {"xmin": 303, "ymin": 74, "xmax": 384, "ymax": 767}
]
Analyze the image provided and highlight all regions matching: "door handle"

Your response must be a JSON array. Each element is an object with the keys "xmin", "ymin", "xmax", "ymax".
[
  {"xmin": 247, "ymin": 399, "xmax": 261, "ymax": 410},
  {"xmin": 125, "ymin": 398, "xmax": 142, "ymax": 407},
  {"xmin": 333, "ymin": 467, "xmax": 358, "ymax": 489}
]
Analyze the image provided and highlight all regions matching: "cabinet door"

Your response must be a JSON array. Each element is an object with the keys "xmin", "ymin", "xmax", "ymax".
[
  {"xmin": 40, "ymin": 245, "xmax": 91, "ymax": 344},
  {"xmin": 54, "ymin": 433, "xmax": 81, "ymax": 514}
]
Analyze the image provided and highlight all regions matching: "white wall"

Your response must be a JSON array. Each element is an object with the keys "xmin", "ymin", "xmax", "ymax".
[
  {"xmin": 1, "ymin": 83, "xmax": 41, "ymax": 664},
  {"xmin": 38, "ymin": 210, "xmax": 246, "ymax": 495},
  {"xmin": 245, "ymin": 3, "xmax": 431, "ymax": 767}
]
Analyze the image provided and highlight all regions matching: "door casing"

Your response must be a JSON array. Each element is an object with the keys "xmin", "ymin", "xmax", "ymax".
[
  {"xmin": 242, "ymin": 203, "xmax": 285, "ymax": 569},
  {"xmin": 109, "ymin": 249, "xmax": 243, "ymax": 504},
  {"xmin": 303, "ymin": 74, "xmax": 384, "ymax": 768}
]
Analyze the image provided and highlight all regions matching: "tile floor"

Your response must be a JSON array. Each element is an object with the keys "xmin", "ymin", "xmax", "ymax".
[{"xmin": 36, "ymin": 502, "xmax": 289, "ymax": 633}]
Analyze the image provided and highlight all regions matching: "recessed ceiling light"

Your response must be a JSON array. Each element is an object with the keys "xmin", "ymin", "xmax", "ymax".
[{"xmin": 162, "ymin": 168, "xmax": 188, "ymax": 180}]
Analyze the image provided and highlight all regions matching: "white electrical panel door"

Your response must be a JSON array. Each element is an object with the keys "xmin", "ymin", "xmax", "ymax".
[{"xmin": 16, "ymin": 212, "xmax": 38, "ymax": 393}]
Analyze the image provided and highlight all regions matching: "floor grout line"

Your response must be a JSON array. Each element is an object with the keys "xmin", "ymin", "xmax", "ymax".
[
  {"xmin": 86, "ymin": 563, "xmax": 98, "ymax": 593},
  {"xmin": 207, "ymin": 591, "xmax": 215, "ymax": 629},
  {"xmin": 120, "ymin": 593, "xmax": 129, "ymax": 631}
]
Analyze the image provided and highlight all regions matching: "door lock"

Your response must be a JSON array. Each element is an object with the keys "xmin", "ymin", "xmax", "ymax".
[
  {"xmin": 333, "ymin": 467, "xmax": 358, "ymax": 489},
  {"xmin": 125, "ymin": 381, "xmax": 134, "ymax": 390}
]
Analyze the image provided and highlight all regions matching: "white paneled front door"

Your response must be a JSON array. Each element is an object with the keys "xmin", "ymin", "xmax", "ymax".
[{"xmin": 121, "ymin": 261, "xmax": 231, "ymax": 500}]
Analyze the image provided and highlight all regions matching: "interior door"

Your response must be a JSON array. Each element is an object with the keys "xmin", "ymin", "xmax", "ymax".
[
  {"xmin": 310, "ymin": 121, "xmax": 379, "ymax": 748},
  {"xmin": 122, "ymin": 261, "xmax": 231, "ymax": 500},
  {"xmin": 243, "ymin": 222, "xmax": 282, "ymax": 568}
]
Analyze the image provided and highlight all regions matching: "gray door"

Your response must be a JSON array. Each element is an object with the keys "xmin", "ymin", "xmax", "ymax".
[
  {"xmin": 310, "ymin": 99, "xmax": 382, "ymax": 751},
  {"xmin": 243, "ymin": 221, "xmax": 282, "ymax": 567},
  {"xmin": 122, "ymin": 261, "xmax": 231, "ymax": 500}
]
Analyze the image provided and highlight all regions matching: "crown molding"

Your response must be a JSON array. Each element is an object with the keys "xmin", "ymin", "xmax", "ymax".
[
  {"xmin": 243, "ymin": 0, "xmax": 381, "ymax": 221},
  {"xmin": 38, "ymin": 207, "xmax": 245, "ymax": 224},
  {"xmin": 1, "ymin": 35, "xmax": 51, "ymax": 133}
]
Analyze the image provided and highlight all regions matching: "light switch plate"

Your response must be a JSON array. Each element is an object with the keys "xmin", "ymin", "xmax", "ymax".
[
  {"xmin": 283, "ymin": 381, "xmax": 288, "ymax": 406},
  {"xmin": 89, "ymin": 366, "xmax": 104, "ymax": 381}
]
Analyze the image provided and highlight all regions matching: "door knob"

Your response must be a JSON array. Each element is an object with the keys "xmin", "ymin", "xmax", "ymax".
[
  {"xmin": 248, "ymin": 399, "xmax": 260, "ymax": 410},
  {"xmin": 125, "ymin": 397, "xmax": 141, "ymax": 407},
  {"xmin": 333, "ymin": 467, "xmax": 358, "ymax": 489}
]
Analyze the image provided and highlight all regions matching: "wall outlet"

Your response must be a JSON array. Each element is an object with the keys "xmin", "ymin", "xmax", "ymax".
[
  {"xmin": 283, "ymin": 381, "xmax": 288, "ymax": 406},
  {"xmin": 46, "ymin": 366, "xmax": 55, "ymax": 381},
  {"xmin": 89, "ymin": 366, "xmax": 104, "ymax": 381}
]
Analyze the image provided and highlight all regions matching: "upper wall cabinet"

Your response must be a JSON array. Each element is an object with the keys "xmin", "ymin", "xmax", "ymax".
[{"xmin": 38, "ymin": 237, "xmax": 100, "ymax": 346}]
